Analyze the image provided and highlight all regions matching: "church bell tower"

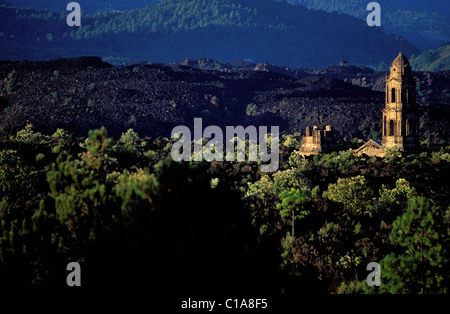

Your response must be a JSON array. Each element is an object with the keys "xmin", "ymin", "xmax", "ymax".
[{"xmin": 382, "ymin": 51, "xmax": 419, "ymax": 153}]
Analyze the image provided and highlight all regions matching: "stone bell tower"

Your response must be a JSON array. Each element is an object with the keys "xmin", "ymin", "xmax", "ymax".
[{"xmin": 381, "ymin": 52, "xmax": 419, "ymax": 153}]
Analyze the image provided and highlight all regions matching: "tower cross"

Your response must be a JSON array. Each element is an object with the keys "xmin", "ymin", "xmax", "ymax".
[{"xmin": 399, "ymin": 38, "xmax": 404, "ymax": 53}]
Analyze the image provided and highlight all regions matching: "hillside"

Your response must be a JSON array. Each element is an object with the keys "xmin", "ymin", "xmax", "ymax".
[
  {"xmin": 1, "ymin": 57, "xmax": 449, "ymax": 143},
  {"xmin": 411, "ymin": 44, "xmax": 450, "ymax": 72},
  {"xmin": 285, "ymin": 0, "xmax": 450, "ymax": 49},
  {"xmin": 1, "ymin": 0, "xmax": 160, "ymax": 13},
  {"xmin": 0, "ymin": 0, "xmax": 418, "ymax": 68}
]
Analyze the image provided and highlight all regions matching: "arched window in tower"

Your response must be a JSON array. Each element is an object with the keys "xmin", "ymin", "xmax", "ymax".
[
  {"xmin": 406, "ymin": 119, "xmax": 414, "ymax": 136},
  {"xmin": 389, "ymin": 120, "xmax": 395, "ymax": 136},
  {"xmin": 384, "ymin": 116, "xmax": 387, "ymax": 136},
  {"xmin": 391, "ymin": 88, "xmax": 396, "ymax": 103},
  {"xmin": 401, "ymin": 89, "xmax": 406, "ymax": 103}
]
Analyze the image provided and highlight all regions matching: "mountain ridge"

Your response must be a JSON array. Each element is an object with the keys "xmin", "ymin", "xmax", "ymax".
[{"xmin": 0, "ymin": 0, "xmax": 418, "ymax": 68}]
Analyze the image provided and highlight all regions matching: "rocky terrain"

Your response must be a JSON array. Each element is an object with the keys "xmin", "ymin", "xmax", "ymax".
[{"xmin": 1, "ymin": 56, "xmax": 449, "ymax": 142}]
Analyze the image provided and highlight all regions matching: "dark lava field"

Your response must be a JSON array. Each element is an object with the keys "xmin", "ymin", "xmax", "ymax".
[{"xmin": 1, "ymin": 56, "xmax": 449, "ymax": 141}]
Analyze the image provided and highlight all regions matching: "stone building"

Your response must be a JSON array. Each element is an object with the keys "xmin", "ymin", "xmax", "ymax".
[
  {"xmin": 355, "ymin": 52, "xmax": 419, "ymax": 157},
  {"xmin": 299, "ymin": 125, "xmax": 337, "ymax": 155},
  {"xmin": 381, "ymin": 52, "xmax": 419, "ymax": 152},
  {"xmin": 298, "ymin": 52, "xmax": 419, "ymax": 157},
  {"xmin": 354, "ymin": 139, "xmax": 384, "ymax": 157}
]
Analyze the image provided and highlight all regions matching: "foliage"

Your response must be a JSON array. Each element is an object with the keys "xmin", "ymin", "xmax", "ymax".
[
  {"xmin": 0, "ymin": 150, "xmax": 33, "ymax": 195},
  {"xmin": 6, "ymin": 70, "xmax": 17, "ymax": 93},
  {"xmin": 411, "ymin": 44, "xmax": 450, "ymax": 72},
  {"xmin": 245, "ymin": 174, "xmax": 274, "ymax": 200},
  {"xmin": 337, "ymin": 279, "xmax": 368, "ymax": 294},
  {"xmin": 245, "ymin": 103, "xmax": 258, "ymax": 116},
  {"xmin": 277, "ymin": 188, "xmax": 310, "ymax": 237},
  {"xmin": 379, "ymin": 178, "xmax": 417, "ymax": 206},
  {"xmin": 46, "ymin": 128, "xmax": 116, "ymax": 254},
  {"xmin": 431, "ymin": 146, "xmax": 450, "ymax": 163},
  {"xmin": 113, "ymin": 128, "xmax": 143, "ymax": 153},
  {"xmin": 324, "ymin": 175, "xmax": 375, "ymax": 216},
  {"xmin": 273, "ymin": 168, "xmax": 311, "ymax": 195},
  {"xmin": 377, "ymin": 197, "xmax": 450, "ymax": 294},
  {"xmin": 335, "ymin": 255, "xmax": 361, "ymax": 270},
  {"xmin": 313, "ymin": 150, "xmax": 357, "ymax": 170},
  {"xmin": 282, "ymin": 133, "xmax": 302, "ymax": 150},
  {"xmin": 288, "ymin": 0, "xmax": 450, "ymax": 50},
  {"xmin": 1, "ymin": 125, "xmax": 450, "ymax": 293},
  {"xmin": 384, "ymin": 146, "xmax": 401, "ymax": 162},
  {"xmin": 288, "ymin": 152, "xmax": 308, "ymax": 171},
  {"xmin": 15, "ymin": 123, "xmax": 45, "ymax": 145}
]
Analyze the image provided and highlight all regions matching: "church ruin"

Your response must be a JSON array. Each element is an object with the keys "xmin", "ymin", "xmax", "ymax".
[
  {"xmin": 355, "ymin": 52, "xmax": 419, "ymax": 157},
  {"xmin": 299, "ymin": 52, "xmax": 420, "ymax": 157},
  {"xmin": 298, "ymin": 125, "xmax": 337, "ymax": 155}
]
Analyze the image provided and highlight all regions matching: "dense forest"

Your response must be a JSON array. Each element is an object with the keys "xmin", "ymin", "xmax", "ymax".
[
  {"xmin": 411, "ymin": 43, "xmax": 450, "ymax": 72},
  {"xmin": 2, "ymin": 0, "xmax": 160, "ymax": 13},
  {"xmin": 1, "ymin": 0, "xmax": 449, "ymax": 297},
  {"xmin": 0, "ymin": 0, "xmax": 418, "ymax": 67},
  {"xmin": 0, "ymin": 124, "xmax": 449, "ymax": 293}
]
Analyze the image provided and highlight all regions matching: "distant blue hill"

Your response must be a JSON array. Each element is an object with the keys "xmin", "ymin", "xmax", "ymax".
[
  {"xmin": 1, "ymin": 0, "xmax": 161, "ymax": 13},
  {"xmin": 284, "ymin": 0, "xmax": 450, "ymax": 49},
  {"xmin": 1, "ymin": 0, "xmax": 419, "ymax": 68}
]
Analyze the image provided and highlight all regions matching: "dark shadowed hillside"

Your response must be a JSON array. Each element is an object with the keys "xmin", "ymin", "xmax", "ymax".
[{"xmin": 0, "ymin": 0, "xmax": 418, "ymax": 68}]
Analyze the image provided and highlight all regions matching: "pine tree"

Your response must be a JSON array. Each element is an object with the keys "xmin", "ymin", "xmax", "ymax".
[
  {"xmin": 276, "ymin": 188, "xmax": 310, "ymax": 237},
  {"xmin": 379, "ymin": 196, "xmax": 449, "ymax": 294}
]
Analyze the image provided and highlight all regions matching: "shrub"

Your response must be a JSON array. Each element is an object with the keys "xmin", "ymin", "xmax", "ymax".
[
  {"xmin": 288, "ymin": 152, "xmax": 308, "ymax": 171},
  {"xmin": 144, "ymin": 150, "xmax": 158, "ymax": 160},
  {"xmin": 282, "ymin": 133, "xmax": 302, "ymax": 149},
  {"xmin": 421, "ymin": 138, "xmax": 432, "ymax": 147},
  {"xmin": 245, "ymin": 174, "xmax": 275, "ymax": 200},
  {"xmin": 379, "ymin": 178, "xmax": 417, "ymax": 206},
  {"xmin": 6, "ymin": 70, "xmax": 17, "ymax": 93},
  {"xmin": 273, "ymin": 168, "xmax": 311, "ymax": 195},
  {"xmin": 384, "ymin": 146, "xmax": 400, "ymax": 161},
  {"xmin": 114, "ymin": 129, "xmax": 141, "ymax": 153},
  {"xmin": 431, "ymin": 147, "xmax": 450, "ymax": 162},
  {"xmin": 245, "ymin": 103, "xmax": 258, "ymax": 116},
  {"xmin": 35, "ymin": 153, "xmax": 45, "ymax": 162},
  {"xmin": 128, "ymin": 114, "xmax": 137, "ymax": 125},
  {"xmin": 337, "ymin": 280, "xmax": 368, "ymax": 294},
  {"xmin": 15, "ymin": 123, "xmax": 45, "ymax": 144},
  {"xmin": 324, "ymin": 175, "xmax": 375, "ymax": 216},
  {"xmin": 0, "ymin": 150, "xmax": 31, "ymax": 194},
  {"xmin": 335, "ymin": 255, "xmax": 361, "ymax": 270}
]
